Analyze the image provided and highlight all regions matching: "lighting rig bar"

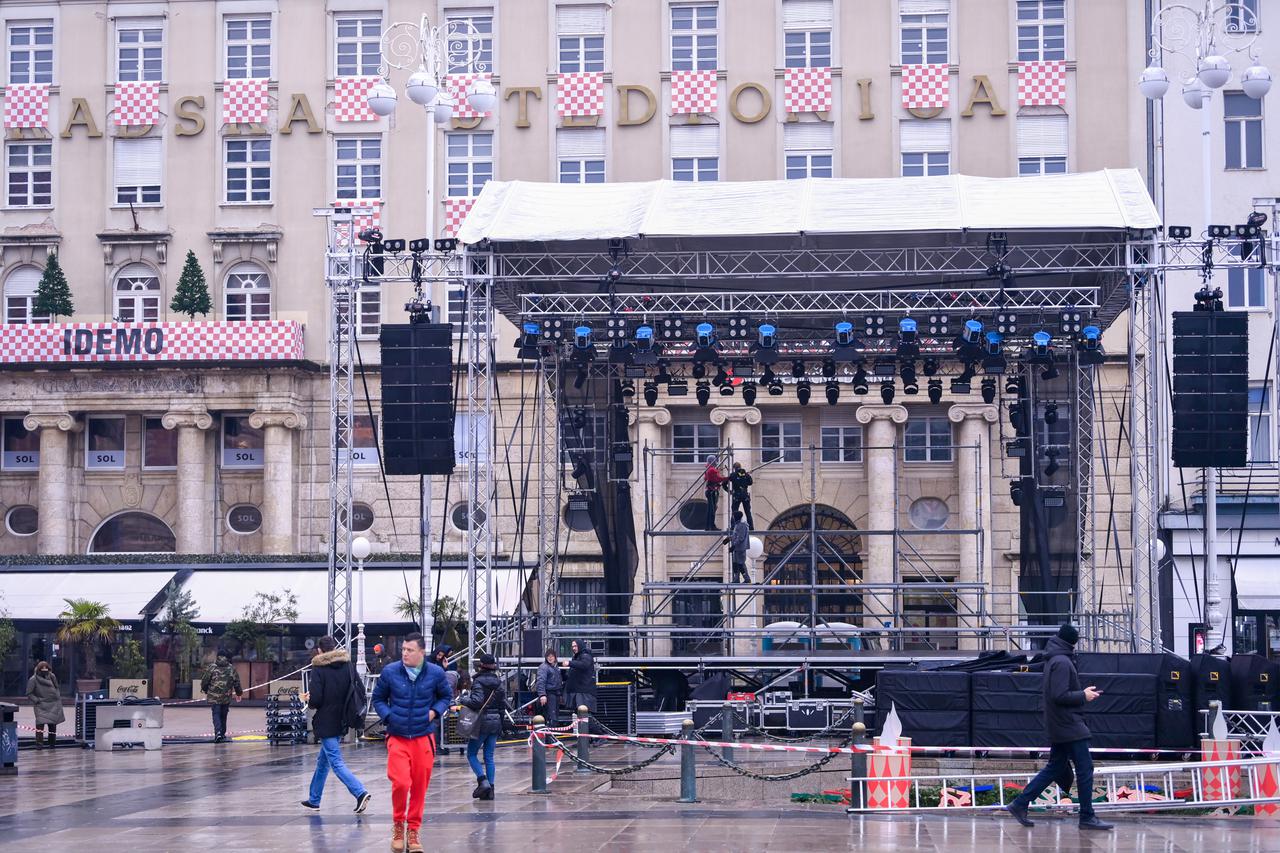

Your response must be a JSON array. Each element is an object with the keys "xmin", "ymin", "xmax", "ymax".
[
  {"xmin": 322, "ymin": 249, "xmax": 463, "ymax": 284},
  {"xmin": 1142, "ymin": 235, "xmax": 1279, "ymax": 272}
]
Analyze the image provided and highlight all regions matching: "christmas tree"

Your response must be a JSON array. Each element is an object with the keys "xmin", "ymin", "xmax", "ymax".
[
  {"xmin": 170, "ymin": 250, "xmax": 211, "ymax": 318},
  {"xmin": 33, "ymin": 253, "xmax": 73, "ymax": 320}
]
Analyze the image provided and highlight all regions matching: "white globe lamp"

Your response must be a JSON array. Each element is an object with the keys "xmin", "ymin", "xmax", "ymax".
[
  {"xmin": 432, "ymin": 93, "xmax": 455, "ymax": 124},
  {"xmin": 351, "ymin": 535, "xmax": 372, "ymax": 561},
  {"xmin": 406, "ymin": 70, "xmax": 440, "ymax": 106},
  {"xmin": 1182, "ymin": 80, "xmax": 1208, "ymax": 109},
  {"xmin": 1197, "ymin": 54, "xmax": 1232, "ymax": 89},
  {"xmin": 1138, "ymin": 65, "xmax": 1170, "ymax": 100},
  {"xmin": 367, "ymin": 80, "xmax": 398, "ymax": 116},
  {"xmin": 1242, "ymin": 64, "xmax": 1273, "ymax": 100},
  {"xmin": 746, "ymin": 536, "xmax": 765, "ymax": 561},
  {"xmin": 467, "ymin": 78, "xmax": 498, "ymax": 113}
]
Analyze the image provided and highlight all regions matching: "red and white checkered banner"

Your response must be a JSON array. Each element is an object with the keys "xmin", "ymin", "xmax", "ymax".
[
  {"xmin": 670, "ymin": 69, "xmax": 718, "ymax": 115},
  {"xmin": 334, "ymin": 76, "xmax": 379, "ymax": 123},
  {"xmin": 900, "ymin": 64, "xmax": 950, "ymax": 110},
  {"xmin": 3, "ymin": 83, "xmax": 50, "ymax": 129},
  {"xmin": 443, "ymin": 197, "xmax": 476, "ymax": 238},
  {"xmin": 556, "ymin": 71, "xmax": 606, "ymax": 118},
  {"xmin": 113, "ymin": 81, "xmax": 160, "ymax": 126},
  {"xmin": 0, "ymin": 320, "xmax": 304, "ymax": 364},
  {"xmin": 784, "ymin": 66, "xmax": 833, "ymax": 113},
  {"xmin": 1018, "ymin": 60, "xmax": 1067, "ymax": 106},
  {"xmin": 331, "ymin": 199, "xmax": 383, "ymax": 249},
  {"xmin": 222, "ymin": 78, "xmax": 270, "ymax": 124},
  {"xmin": 446, "ymin": 73, "xmax": 493, "ymax": 120}
]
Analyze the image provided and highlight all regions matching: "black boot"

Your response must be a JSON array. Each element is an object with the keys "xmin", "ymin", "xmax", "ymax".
[
  {"xmin": 472, "ymin": 778, "xmax": 486, "ymax": 799},
  {"xmin": 478, "ymin": 779, "xmax": 494, "ymax": 801},
  {"xmin": 1079, "ymin": 817, "xmax": 1114, "ymax": 831},
  {"xmin": 35, "ymin": 731, "xmax": 44, "ymax": 749}
]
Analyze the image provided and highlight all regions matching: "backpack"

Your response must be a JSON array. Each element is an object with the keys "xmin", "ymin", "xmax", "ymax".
[{"xmin": 344, "ymin": 663, "xmax": 368, "ymax": 733}]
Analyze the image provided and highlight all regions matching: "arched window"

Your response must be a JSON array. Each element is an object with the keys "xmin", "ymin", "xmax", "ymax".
[
  {"xmin": 3, "ymin": 265, "xmax": 47, "ymax": 323},
  {"xmin": 114, "ymin": 262, "xmax": 160, "ymax": 322},
  {"xmin": 225, "ymin": 262, "xmax": 271, "ymax": 321},
  {"xmin": 763, "ymin": 505, "xmax": 862, "ymax": 621},
  {"xmin": 89, "ymin": 511, "xmax": 176, "ymax": 553}
]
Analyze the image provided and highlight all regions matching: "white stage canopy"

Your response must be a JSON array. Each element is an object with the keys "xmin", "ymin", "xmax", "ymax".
[{"xmin": 457, "ymin": 170, "xmax": 1160, "ymax": 244}]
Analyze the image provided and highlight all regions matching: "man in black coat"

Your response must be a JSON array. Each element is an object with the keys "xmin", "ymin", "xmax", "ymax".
[
  {"xmin": 300, "ymin": 636, "xmax": 371, "ymax": 814},
  {"xmin": 727, "ymin": 462, "xmax": 755, "ymax": 530},
  {"xmin": 563, "ymin": 639, "xmax": 599, "ymax": 734},
  {"xmin": 1006, "ymin": 624, "xmax": 1113, "ymax": 831}
]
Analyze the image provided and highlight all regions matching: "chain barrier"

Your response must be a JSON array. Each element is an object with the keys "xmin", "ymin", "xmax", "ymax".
[
  {"xmin": 696, "ymin": 734, "xmax": 848, "ymax": 782},
  {"xmin": 530, "ymin": 728, "xmax": 676, "ymax": 776}
]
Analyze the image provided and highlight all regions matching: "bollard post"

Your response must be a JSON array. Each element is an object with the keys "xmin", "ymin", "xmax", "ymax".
[
  {"xmin": 721, "ymin": 702, "xmax": 734, "ymax": 764},
  {"xmin": 678, "ymin": 718, "xmax": 698, "ymax": 803},
  {"xmin": 531, "ymin": 715, "xmax": 548, "ymax": 793},
  {"xmin": 846, "ymin": 698, "xmax": 867, "ymax": 813},
  {"xmin": 576, "ymin": 705, "xmax": 591, "ymax": 774}
]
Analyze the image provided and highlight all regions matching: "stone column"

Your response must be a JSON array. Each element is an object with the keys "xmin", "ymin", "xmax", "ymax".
[
  {"xmin": 249, "ymin": 409, "xmax": 307, "ymax": 555},
  {"xmin": 710, "ymin": 405, "xmax": 762, "ymax": 655},
  {"xmin": 855, "ymin": 404, "xmax": 908, "ymax": 631},
  {"xmin": 162, "ymin": 409, "xmax": 214, "ymax": 554},
  {"xmin": 948, "ymin": 403, "xmax": 999, "ymax": 647},
  {"xmin": 23, "ymin": 412, "xmax": 81, "ymax": 556},
  {"xmin": 629, "ymin": 407, "xmax": 671, "ymax": 655}
]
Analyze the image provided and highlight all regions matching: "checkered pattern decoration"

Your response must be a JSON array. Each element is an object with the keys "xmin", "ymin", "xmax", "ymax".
[
  {"xmin": 556, "ymin": 72, "xmax": 606, "ymax": 118},
  {"xmin": 900, "ymin": 64, "xmax": 950, "ymax": 110},
  {"xmin": 334, "ymin": 76, "xmax": 380, "ymax": 123},
  {"xmin": 446, "ymin": 73, "xmax": 493, "ymax": 120},
  {"xmin": 3, "ymin": 83, "xmax": 50, "ymax": 129},
  {"xmin": 784, "ymin": 67, "xmax": 833, "ymax": 114},
  {"xmin": 331, "ymin": 199, "xmax": 383, "ymax": 249},
  {"xmin": 1018, "ymin": 60, "xmax": 1067, "ymax": 107},
  {"xmin": 113, "ymin": 81, "xmax": 161, "ymax": 126},
  {"xmin": 670, "ymin": 70, "xmax": 718, "ymax": 115},
  {"xmin": 443, "ymin": 198, "xmax": 476, "ymax": 238},
  {"xmin": 222, "ymin": 78, "xmax": 270, "ymax": 124},
  {"xmin": 0, "ymin": 321, "xmax": 305, "ymax": 364}
]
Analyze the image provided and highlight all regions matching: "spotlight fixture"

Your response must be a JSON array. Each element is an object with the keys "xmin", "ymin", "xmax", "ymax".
[
  {"xmin": 655, "ymin": 362, "xmax": 672, "ymax": 385},
  {"xmin": 1208, "ymin": 224, "xmax": 1233, "ymax": 239},
  {"xmin": 742, "ymin": 382, "xmax": 758, "ymax": 405},
  {"xmin": 951, "ymin": 362, "xmax": 976, "ymax": 395},
  {"xmin": 797, "ymin": 380, "xmax": 812, "ymax": 406},
  {"xmin": 1044, "ymin": 447, "xmax": 1060, "ymax": 477},
  {"xmin": 852, "ymin": 366, "xmax": 869, "ymax": 395},
  {"xmin": 835, "ymin": 321, "xmax": 856, "ymax": 347},
  {"xmin": 865, "ymin": 315, "xmax": 886, "ymax": 338},
  {"xmin": 620, "ymin": 380, "xmax": 635, "ymax": 399},
  {"xmin": 696, "ymin": 380, "xmax": 711, "ymax": 406},
  {"xmin": 825, "ymin": 381, "xmax": 840, "ymax": 405},
  {"xmin": 1009, "ymin": 400, "xmax": 1028, "ymax": 435},
  {"xmin": 719, "ymin": 380, "xmax": 735, "ymax": 397},
  {"xmin": 922, "ymin": 357, "xmax": 939, "ymax": 377},
  {"xmin": 761, "ymin": 365, "xmax": 776, "ymax": 386},
  {"xmin": 643, "ymin": 381, "xmax": 659, "ymax": 406},
  {"xmin": 984, "ymin": 331, "xmax": 1004, "ymax": 357},
  {"xmin": 358, "ymin": 227, "xmax": 384, "ymax": 244},
  {"xmin": 1059, "ymin": 308, "xmax": 1083, "ymax": 334},
  {"xmin": 1239, "ymin": 211, "xmax": 1268, "ymax": 261},
  {"xmin": 897, "ymin": 318, "xmax": 920, "ymax": 359},
  {"xmin": 1041, "ymin": 359, "xmax": 1060, "ymax": 381},
  {"xmin": 631, "ymin": 324, "xmax": 658, "ymax": 365},
  {"xmin": 822, "ymin": 359, "xmax": 837, "ymax": 379},
  {"xmin": 791, "ymin": 360, "xmax": 806, "ymax": 379},
  {"xmin": 434, "ymin": 238, "xmax": 459, "ymax": 252},
  {"xmin": 1005, "ymin": 375, "xmax": 1022, "ymax": 395},
  {"xmin": 958, "ymin": 318, "xmax": 984, "ymax": 348},
  {"xmin": 574, "ymin": 325, "xmax": 594, "ymax": 351},
  {"xmin": 768, "ymin": 377, "xmax": 784, "ymax": 396},
  {"xmin": 692, "ymin": 362, "xmax": 707, "ymax": 380},
  {"xmin": 1078, "ymin": 324, "xmax": 1104, "ymax": 365},
  {"xmin": 995, "ymin": 312, "xmax": 1018, "ymax": 335},
  {"xmin": 1044, "ymin": 402, "xmax": 1059, "ymax": 425},
  {"xmin": 713, "ymin": 366, "xmax": 729, "ymax": 387},
  {"xmin": 757, "ymin": 323, "xmax": 777, "ymax": 349},
  {"xmin": 833, "ymin": 321, "xmax": 862, "ymax": 362},
  {"xmin": 667, "ymin": 378, "xmax": 689, "ymax": 396},
  {"xmin": 980, "ymin": 377, "xmax": 996, "ymax": 404},
  {"xmin": 659, "ymin": 318, "xmax": 685, "ymax": 340},
  {"xmin": 382, "ymin": 238, "xmax": 406, "ymax": 253},
  {"xmin": 1167, "ymin": 225, "xmax": 1193, "ymax": 240},
  {"xmin": 926, "ymin": 314, "xmax": 950, "ymax": 336},
  {"xmin": 696, "ymin": 322, "xmax": 716, "ymax": 349},
  {"xmin": 408, "ymin": 238, "xmax": 431, "ymax": 253},
  {"xmin": 1031, "ymin": 330, "xmax": 1052, "ymax": 359},
  {"xmin": 900, "ymin": 363, "xmax": 919, "ymax": 395},
  {"xmin": 927, "ymin": 378, "xmax": 943, "ymax": 404},
  {"xmin": 1010, "ymin": 478, "xmax": 1024, "ymax": 507},
  {"xmin": 520, "ymin": 321, "xmax": 541, "ymax": 349},
  {"xmin": 880, "ymin": 380, "xmax": 895, "ymax": 404}
]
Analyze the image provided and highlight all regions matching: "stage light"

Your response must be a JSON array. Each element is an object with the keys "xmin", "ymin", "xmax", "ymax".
[
  {"xmin": 409, "ymin": 238, "xmax": 431, "ymax": 253},
  {"xmin": 959, "ymin": 319, "xmax": 984, "ymax": 347},
  {"xmin": 383, "ymin": 238, "xmax": 406, "ymax": 253},
  {"xmin": 1240, "ymin": 212, "xmax": 1268, "ymax": 260},
  {"xmin": 951, "ymin": 362, "xmax": 976, "ymax": 395},
  {"xmin": 880, "ymin": 380, "xmax": 895, "ymax": 404},
  {"xmin": 574, "ymin": 367, "xmax": 588, "ymax": 389},
  {"xmin": 927, "ymin": 379, "xmax": 943, "ymax": 404},
  {"xmin": 852, "ymin": 366, "xmax": 869, "ymax": 395},
  {"xmin": 742, "ymin": 382, "xmax": 758, "ymax": 405},
  {"xmin": 761, "ymin": 365, "xmax": 776, "ymax": 385},
  {"xmin": 797, "ymin": 380, "xmax": 812, "ymax": 406},
  {"xmin": 900, "ymin": 363, "xmax": 919, "ymax": 395},
  {"xmin": 655, "ymin": 363, "xmax": 672, "ymax": 385},
  {"xmin": 1005, "ymin": 376, "xmax": 1022, "ymax": 395},
  {"xmin": 1044, "ymin": 402, "xmax": 1059, "ymax": 425},
  {"xmin": 1044, "ymin": 447, "xmax": 1060, "ymax": 477},
  {"xmin": 835, "ymin": 321, "xmax": 855, "ymax": 347},
  {"xmin": 996, "ymin": 312, "xmax": 1018, "ymax": 335},
  {"xmin": 984, "ymin": 331, "xmax": 1004, "ymax": 357},
  {"xmin": 643, "ymin": 381, "xmax": 659, "ymax": 406},
  {"xmin": 825, "ymin": 381, "xmax": 840, "ymax": 405},
  {"xmin": 696, "ymin": 381, "xmax": 711, "ymax": 406},
  {"xmin": 1078, "ymin": 325, "xmax": 1104, "ymax": 365},
  {"xmin": 1059, "ymin": 309, "xmax": 1083, "ymax": 334},
  {"xmin": 696, "ymin": 322, "xmax": 716, "ymax": 349},
  {"xmin": 899, "ymin": 317, "xmax": 918, "ymax": 342},
  {"xmin": 621, "ymin": 380, "xmax": 635, "ymax": 399},
  {"xmin": 865, "ymin": 315, "xmax": 886, "ymax": 338},
  {"xmin": 791, "ymin": 360, "xmax": 806, "ymax": 379},
  {"xmin": 692, "ymin": 362, "xmax": 707, "ymax": 379},
  {"xmin": 574, "ymin": 325, "xmax": 593, "ymax": 350},
  {"xmin": 758, "ymin": 323, "xmax": 777, "ymax": 349},
  {"xmin": 822, "ymin": 359, "xmax": 837, "ymax": 379},
  {"xmin": 434, "ymin": 238, "xmax": 458, "ymax": 252},
  {"xmin": 1168, "ymin": 225, "xmax": 1193, "ymax": 240},
  {"xmin": 1010, "ymin": 479, "xmax": 1024, "ymax": 506},
  {"xmin": 1032, "ymin": 330, "xmax": 1052, "ymax": 358},
  {"xmin": 1208, "ymin": 224, "xmax": 1233, "ymax": 239},
  {"xmin": 659, "ymin": 318, "xmax": 685, "ymax": 340},
  {"xmin": 922, "ymin": 357, "xmax": 939, "ymax": 377},
  {"xmin": 1009, "ymin": 401, "xmax": 1028, "ymax": 435},
  {"xmin": 667, "ymin": 378, "xmax": 688, "ymax": 396},
  {"xmin": 521, "ymin": 322, "xmax": 541, "ymax": 349},
  {"xmin": 606, "ymin": 264, "xmax": 623, "ymax": 283},
  {"xmin": 927, "ymin": 314, "xmax": 950, "ymax": 336},
  {"xmin": 719, "ymin": 379, "xmax": 735, "ymax": 397},
  {"xmin": 981, "ymin": 377, "xmax": 996, "ymax": 404},
  {"xmin": 713, "ymin": 366, "xmax": 729, "ymax": 387},
  {"xmin": 768, "ymin": 377, "xmax": 784, "ymax": 396},
  {"xmin": 358, "ymin": 227, "xmax": 383, "ymax": 244},
  {"xmin": 635, "ymin": 325, "xmax": 655, "ymax": 349},
  {"xmin": 1041, "ymin": 359, "xmax": 1060, "ymax": 381}
]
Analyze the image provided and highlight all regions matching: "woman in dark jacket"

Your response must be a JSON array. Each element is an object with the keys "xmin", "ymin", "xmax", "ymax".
[
  {"xmin": 301, "ymin": 638, "xmax": 370, "ymax": 813},
  {"xmin": 26, "ymin": 661, "xmax": 64, "ymax": 748},
  {"xmin": 461, "ymin": 653, "xmax": 507, "ymax": 801}
]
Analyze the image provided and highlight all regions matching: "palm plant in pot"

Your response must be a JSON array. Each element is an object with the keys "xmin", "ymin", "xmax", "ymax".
[
  {"xmin": 157, "ymin": 581, "xmax": 202, "ymax": 700},
  {"xmin": 57, "ymin": 598, "xmax": 120, "ymax": 693}
]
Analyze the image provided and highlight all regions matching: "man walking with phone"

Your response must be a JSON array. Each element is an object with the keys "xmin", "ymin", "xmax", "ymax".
[
  {"xmin": 372, "ymin": 633, "xmax": 452, "ymax": 853},
  {"xmin": 1006, "ymin": 623, "xmax": 1114, "ymax": 831}
]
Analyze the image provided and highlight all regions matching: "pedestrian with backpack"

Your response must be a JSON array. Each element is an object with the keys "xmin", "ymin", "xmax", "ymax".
[
  {"xmin": 459, "ymin": 653, "xmax": 507, "ymax": 801},
  {"xmin": 300, "ymin": 636, "xmax": 371, "ymax": 814}
]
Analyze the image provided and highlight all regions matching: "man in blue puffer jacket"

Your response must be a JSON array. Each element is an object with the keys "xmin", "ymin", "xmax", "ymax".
[{"xmin": 372, "ymin": 632, "xmax": 452, "ymax": 853}]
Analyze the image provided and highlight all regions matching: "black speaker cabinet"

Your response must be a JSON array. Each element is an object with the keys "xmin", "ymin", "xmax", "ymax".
[{"xmin": 379, "ymin": 323, "xmax": 456, "ymax": 475}]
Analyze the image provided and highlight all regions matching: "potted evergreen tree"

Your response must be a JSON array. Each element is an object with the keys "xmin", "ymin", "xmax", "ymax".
[
  {"xmin": 57, "ymin": 599, "xmax": 119, "ymax": 693},
  {"xmin": 170, "ymin": 250, "xmax": 211, "ymax": 319},
  {"xmin": 157, "ymin": 581, "xmax": 201, "ymax": 700},
  {"xmin": 33, "ymin": 253, "xmax": 73, "ymax": 321}
]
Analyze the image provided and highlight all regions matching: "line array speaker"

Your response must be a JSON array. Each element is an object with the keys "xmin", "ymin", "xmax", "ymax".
[
  {"xmin": 1171, "ymin": 311, "xmax": 1248, "ymax": 468},
  {"xmin": 379, "ymin": 323, "xmax": 456, "ymax": 475}
]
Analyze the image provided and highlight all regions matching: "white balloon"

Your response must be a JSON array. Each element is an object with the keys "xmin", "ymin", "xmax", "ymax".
[{"xmin": 746, "ymin": 536, "xmax": 764, "ymax": 560}]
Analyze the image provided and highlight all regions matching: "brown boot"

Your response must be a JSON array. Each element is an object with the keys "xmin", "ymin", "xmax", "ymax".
[
  {"xmin": 389, "ymin": 822, "xmax": 406, "ymax": 853},
  {"xmin": 406, "ymin": 828, "xmax": 424, "ymax": 853}
]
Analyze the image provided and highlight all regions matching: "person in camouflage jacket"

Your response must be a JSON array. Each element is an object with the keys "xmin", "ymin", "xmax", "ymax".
[{"xmin": 200, "ymin": 653, "xmax": 243, "ymax": 742}]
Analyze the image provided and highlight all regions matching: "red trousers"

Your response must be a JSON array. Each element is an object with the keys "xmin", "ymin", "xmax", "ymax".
[{"xmin": 386, "ymin": 734, "xmax": 436, "ymax": 830}]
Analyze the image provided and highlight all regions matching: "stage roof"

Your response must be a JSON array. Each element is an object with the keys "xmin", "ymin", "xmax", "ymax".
[{"xmin": 457, "ymin": 170, "xmax": 1159, "ymax": 244}]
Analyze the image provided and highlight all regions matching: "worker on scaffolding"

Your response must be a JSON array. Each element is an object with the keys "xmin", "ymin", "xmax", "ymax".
[
  {"xmin": 727, "ymin": 461, "xmax": 755, "ymax": 529},
  {"xmin": 703, "ymin": 455, "xmax": 729, "ymax": 530},
  {"xmin": 727, "ymin": 511, "xmax": 751, "ymax": 584}
]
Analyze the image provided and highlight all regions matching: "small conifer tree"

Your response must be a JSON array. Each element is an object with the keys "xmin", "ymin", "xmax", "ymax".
[
  {"xmin": 33, "ymin": 253, "xmax": 73, "ymax": 320},
  {"xmin": 170, "ymin": 250, "xmax": 211, "ymax": 318}
]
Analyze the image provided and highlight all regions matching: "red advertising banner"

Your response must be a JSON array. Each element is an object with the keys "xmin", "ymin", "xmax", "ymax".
[{"xmin": 0, "ymin": 320, "xmax": 304, "ymax": 364}]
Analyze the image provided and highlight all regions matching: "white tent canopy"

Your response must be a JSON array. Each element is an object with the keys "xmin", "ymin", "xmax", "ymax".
[
  {"xmin": 0, "ymin": 571, "xmax": 176, "ymax": 621},
  {"xmin": 457, "ymin": 170, "xmax": 1160, "ymax": 244}
]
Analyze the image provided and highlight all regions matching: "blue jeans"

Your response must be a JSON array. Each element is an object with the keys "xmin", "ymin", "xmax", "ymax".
[
  {"xmin": 467, "ymin": 733, "xmax": 498, "ymax": 783},
  {"xmin": 308, "ymin": 736, "xmax": 367, "ymax": 804},
  {"xmin": 1012, "ymin": 738, "xmax": 1095, "ymax": 820}
]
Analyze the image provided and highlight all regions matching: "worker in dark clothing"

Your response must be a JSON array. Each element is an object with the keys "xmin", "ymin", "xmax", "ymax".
[
  {"xmin": 562, "ymin": 639, "xmax": 599, "ymax": 735},
  {"xmin": 1006, "ymin": 624, "xmax": 1114, "ymax": 832},
  {"xmin": 703, "ymin": 455, "xmax": 729, "ymax": 530},
  {"xmin": 727, "ymin": 511, "xmax": 751, "ymax": 584},
  {"xmin": 727, "ymin": 461, "xmax": 754, "ymax": 529}
]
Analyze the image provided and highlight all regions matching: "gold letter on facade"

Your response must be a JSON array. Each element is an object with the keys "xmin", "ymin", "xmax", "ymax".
[
  {"xmin": 279, "ymin": 94, "xmax": 322, "ymax": 134},
  {"xmin": 174, "ymin": 95, "xmax": 206, "ymax": 136},
  {"xmin": 961, "ymin": 75, "xmax": 1007, "ymax": 117},
  {"xmin": 59, "ymin": 98, "xmax": 103, "ymax": 138},
  {"xmin": 504, "ymin": 87, "xmax": 542, "ymax": 129},
  {"xmin": 857, "ymin": 78, "xmax": 874, "ymax": 120},
  {"xmin": 616, "ymin": 85, "xmax": 656, "ymax": 126},
  {"xmin": 729, "ymin": 82, "xmax": 771, "ymax": 124},
  {"xmin": 451, "ymin": 116, "xmax": 483, "ymax": 130}
]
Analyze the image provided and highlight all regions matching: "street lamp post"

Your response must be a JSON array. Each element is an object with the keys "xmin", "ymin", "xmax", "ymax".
[
  {"xmin": 367, "ymin": 15, "xmax": 497, "ymax": 645},
  {"xmin": 352, "ymin": 535, "xmax": 372, "ymax": 676},
  {"xmin": 1139, "ymin": 2, "xmax": 1271, "ymax": 644}
]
